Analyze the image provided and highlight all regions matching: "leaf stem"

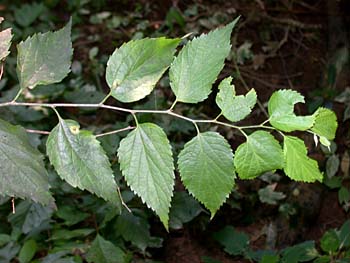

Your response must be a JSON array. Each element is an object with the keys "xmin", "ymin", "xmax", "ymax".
[
  {"xmin": 98, "ymin": 91, "xmax": 112, "ymax": 105},
  {"xmin": 11, "ymin": 88, "xmax": 23, "ymax": 103}
]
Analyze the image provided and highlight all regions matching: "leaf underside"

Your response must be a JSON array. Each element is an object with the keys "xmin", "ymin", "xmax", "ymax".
[
  {"xmin": 46, "ymin": 119, "xmax": 121, "ymax": 210},
  {"xmin": 169, "ymin": 18, "xmax": 239, "ymax": 103},
  {"xmin": 178, "ymin": 132, "xmax": 235, "ymax": 217},
  {"xmin": 0, "ymin": 118, "xmax": 53, "ymax": 204},
  {"xmin": 16, "ymin": 19, "xmax": 73, "ymax": 90},
  {"xmin": 0, "ymin": 17, "xmax": 12, "ymax": 61},
  {"xmin": 106, "ymin": 37, "xmax": 180, "ymax": 103},
  {"xmin": 118, "ymin": 123, "xmax": 175, "ymax": 229}
]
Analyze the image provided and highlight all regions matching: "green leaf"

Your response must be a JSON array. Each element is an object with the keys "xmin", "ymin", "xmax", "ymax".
[
  {"xmin": 0, "ymin": 119, "xmax": 53, "ymax": 204},
  {"xmin": 178, "ymin": 132, "xmax": 235, "ymax": 217},
  {"xmin": 258, "ymin": 185, "xmax": 286, "ymax": 205},
  {"xmin": 234, "ymin": 131, "xmax": 284, "ymax": 179},
  {"xmin": 169, "ymin": 191, "xmax": 203, "ymax": 230},
  {"xmin": 46, "ymin": 119, "xmax": 121, "ymax": 210},
  {"xmin": 0, "ymin": 17, "xmax": 12, "ymax": 61},
  {"xmin": 216, "ymin": 77, "xmax": 256, "ymax": 122},
  {"xmin": 50, "ymin": 228, "xmax": 94, "ymax": 241},
  {"xmin": 283, "ymin": 136, "xmax": 323, "ymax": 182},
  {"xmin": 106, "ymin": 37, "xmax": 180, "ymax": 103},
  {"xmin": 213, "ymin": 226, "xmax": 249, "ymax": 256},
  {"xmin": 18, "ymin": 239, "xmax": 37, "ymax": 263},
  {"xmin": 281, "ymin": 241, "xmax": 318, "ymax": 263},
  {"xmin": 118, "ymin": 123, "xmax": 174, "ymax": 229},
  {"xmin": 55, "ymin": 205, "xmax": 89, "ymax": 226},
  {"xmin": 339, "ymin": 220, "xmax": 350, "ymax": 248},
  {"xmin": 14, "ymin": 3, "xmax": 45, "ymax": 27},
  {"xmin": 311, "ymin": 107, "xmax": 338, "ymax": 140},
  {"xmin": 338, "ymin": 186, "xmax": 350, "ymax": 204},
  {"xmin": 320, "ymin": 229, "xmax": 340, "ymax": 253},
  {"xmin": 169, "ymin": 18, "xmax": 239, "ymax": 103},
  {"xmin": 268, "ymin": 90, "xmax": 314, "ymax": 132},
  {"xmin": 17, "ymin": 19, "xmax": 73, "ymax": 90},
  {"xmin": 86, "ymin": 235, "xmax": 125, "ymax": 263}
]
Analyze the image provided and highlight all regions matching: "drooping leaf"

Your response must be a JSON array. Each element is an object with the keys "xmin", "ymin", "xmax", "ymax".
[
  {"xmin": 0, "ymin": 118, "xmax": 53, "ymax": 204},
  {"xmin": 0, "ymin": 17, "xmax": 12, "ymax": 61},
  {"xmin": 8, "ymin": 201, "xmax": 53, "ymax": 234},
  {"xmin": 115, "ymin": 210, "xmax": 162, "ymax": 251},
  {"xmin": 169, "ymin": 18, "xmax": 239, "ymax": 103},
  {"xmin": 178, "ymin": 132, "xmax": 235, "ymax": 217},
  {"xmin": 86, "ymin": 235, "xmax": 125, "ymax": 263},
  {"xmin": 213, "ymin": 226, "xmax": 250, "ymax": 256},
  {"xmin": 46, "ymin": 119, "xmax": 121, "ymax": 210},
  {"xmin": 234, "ymin": 131, "xmax": 284, "ymax": 179},
  {"xmin": 169, "ymin": 191, "xmax": 204, "ymax": 230},
  {"xmin": 281, "ymin": 241, "xmax": 318, "ymax": 263},
  {"xmin": 283, "ymin": 136, "xmax": 323, "ymax": 182},
  {"xmin": 14, "ymin": 3, "xmax": 45, "ymax": 27},
  {"xmin": 118, "ymin": 123, "xmax": 174, "ymax": 229},
  {"xmin": 216, "ymin": 77, "xmax": 256, "ymax": 122},
  {"xmin": 311, "ymin": 107, "xmax": 338, "ymax": 140},
  {"xmin": 106, "ymin": 37, "xmax": 180, "ymax": 103},
  {"xmin": 268, "ymin": 89, "xmax": 314, "ymax": 132},
  {"xmin": 17, "ymin": 19, "xmax": 73, "ymax": 90}
]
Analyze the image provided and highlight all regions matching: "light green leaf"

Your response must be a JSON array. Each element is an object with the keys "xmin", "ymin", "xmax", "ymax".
[
  {"xmin": 106, "ymin": 37, "xmax": 180, "ymax": 103},
  {"xmin": 268, "ymin": 89, "xmax": 314, "ymax": 132},
  {"xmin": 0, "ymin": 118, "xmax": 53, "ymax": 204},
  {"xmin": 18, "ymin": 239, "xmax": 37, "ymax": 263},
  {"xmin": 178, "ymin": 132, "xmax": 235, "ymax": 217},
  {"xmin": 169, "ymin": 18, "xmax": 239, "ymax": 103},
  {"xmin": 283, "ymin": 136, "xmax": 323, "ymax": 182},
  {"xmin": 0, "ymin": 17, "xmax": 12, "ymax": 61},
  {"xmin": 216, "ymin": 77, "xmax": 256, "ymax": 122},
  {"xmin": 46, "ymin": 118, "xmax": 121, "ymax": 210},
  {"xmin": 118, "ymin": 123, "xmax": 174, "ymax": 229},
  {"xmin": 17, "ymin": 19, "xmax": 73, "ymax": 90},
  {"xmin": 234, "ymin": 131, "xmax": 284, "ymax": 179},
  {"xmin": 86, "ymin": 235, "xmax": 125, "ymax": 263},
  {"xmin": 311, "ymin": 107, "xmax": 338, "ymax": 140}
]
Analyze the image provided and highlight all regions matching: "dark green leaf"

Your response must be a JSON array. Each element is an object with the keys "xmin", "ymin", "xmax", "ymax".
[
  {"xmin": 47, "ymin": 119, "xmax": 121, "ymax": 210},
  {"xmin": 118, "ymin": 123, "xmax": 174, "ymax": 229},
  {"xmin": 14, "ymin": 3, "xmax": 45, "ymax": 27},
  {"xmin": 281, "ymin": 241, "xmax": 318, "ymax": 263},
  {"xmin": 169, "ymin": 18, "xmax": 239, "ymax": 103},
  {"xmin": 338, "ymin": 186, "xmax": 350, "ymax": 204},
  {"xmin": 86, "ymin": 235, "xmax": 125, "ymax": 263},
  {"xmin": 178, "ymin": 132, "xmax": 235, "ymax": 217},
  {"xmin": 320, "ymin": 229, "xmax": 340, "ymax": 253},
  {"xmin": 339, "ymin": 220, "xmax": 350, "ymax": 248},
  {"xmin": 213, "ymin": 226, "xmax": 249, "ymax": 256},
  {"xmin": 0, "ymin": 119, "xmax": 53, "ymax": 204}
]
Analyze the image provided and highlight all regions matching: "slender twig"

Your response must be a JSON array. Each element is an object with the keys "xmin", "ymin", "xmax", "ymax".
[
  {"xmin": 26, "ymin": 129, "xmax": 51, "ymax": 135},
  {"xmin": 95, "ymin": 126, "xmax": 135, "ymax": 137}
]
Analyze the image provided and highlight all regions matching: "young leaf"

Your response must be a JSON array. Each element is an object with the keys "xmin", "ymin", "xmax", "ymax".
[
  {"xmin": 17, "ymin": 19, "xmax": 73, "ymax": 90},
  {"xmin": 283, "ymin": 136, "xmax": 323, "ymax": 182},
  {"xmin": 234, "ymin": 131, "xmax": 284, "ymax": 179},
  {"xmin": 169, "ymin": 18, "xmax": 239, "ymax": 103},
  {"xmin": 0, "ymin": 17, "xmax": 12, "ymax": 61},
  {"xmin": 311, "ymin": 107, "xmax": 338, "ymax": 140},
  {"xmin": 106, "ymin": 37, "xmax": 180, "ymax": 103},
  {"xmin": 46, "ymin": 119, "xmax": 121, "ymax": 210},
  {"xmin": 86, "ymin": 235, "xmax": 125, "ymax": 263},
  {"xmin": 178, "ymin": 132, "xmax": 235, "ymax": 217},
  {"xmin": 268, "ymin": 89, "xmax": 314, "ymax": 132},
  {"xmin": 118, "ymin": 123, "xmax": 175, "ymax": 229},
  {"xmin": 0, "ymin": 118, "xmax": 53, "ymax": 204},
  {"xmin": 216, "ymin": 77, "xmax": 256, "ymax": 122}
]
